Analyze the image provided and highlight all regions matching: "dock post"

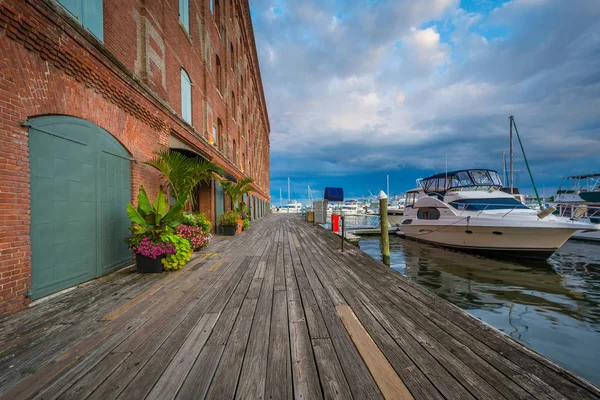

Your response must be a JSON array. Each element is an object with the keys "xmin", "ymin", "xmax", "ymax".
[
  {"xmin": 341, "ymin": 215, "xmax": 345, "ymax": 251},
  {"xmin": 378, "ymin": 191, "xmax": 390, "ymax": 265}
]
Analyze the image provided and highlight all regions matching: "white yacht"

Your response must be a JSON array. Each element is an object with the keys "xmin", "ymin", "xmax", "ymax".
[
  {"xmin": 340, "ymin": 200, "xmax": 365, "ymax": 216},
  {"xmin": 387, "ymin": 196, "xmax": 406, "ymax": 225},
  {"xmin": 398, "ymin": 169, "xmax": 599, "ymax": 259},
  {"xmin": 550, "ymin": 174, "xmax": 600, "ymax": 242},
  {"xmin": 279, "ymin": 200, "xmax": 302, "ymax": 213}
]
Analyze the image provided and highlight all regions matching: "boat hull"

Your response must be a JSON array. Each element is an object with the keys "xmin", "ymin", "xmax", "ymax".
[
  {"xmin": 387, "ymin": 209, "xmax": 404, "ymax": 227},
  {"xmin": 571, "ymin": 230, "xmax": 600, "ymax": 242},
  {"xmin": 400, "ymin": 224, "xmax": 579, "ymax": 259},
  {"xmin": 578, "ymin": 192, "xmax": 600, "ymax": 203}
]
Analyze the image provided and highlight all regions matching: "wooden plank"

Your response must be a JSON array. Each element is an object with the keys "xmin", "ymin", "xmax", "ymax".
[
  {"xmin": 265, "ymin": 289, "xmax": 292, "ymax": 400},
  {"xmin": 29, "ymin": 316, "xmax": 149, "ymax": 400},
  {"xmin": 87, "ymin": 240, "xmax": 261, "ymax": 400},
  {"xmin": 311, "ymin": 338, "xmax": 353, "ymax": 399},
  {"xmin": 288, "ymin": 298, "xmax": 323, "ymax": 400},
  {"xmin": 57, "ymin": 352, "xmax": 130, "ymax": 400},
  {"xmin": 204, "ymin": 297, "xmax": 258, "ymax": 399},
  {"xmin": 309, "ymin": 222, "xmax": 563, "ymax": 399},
  {"xmin": 235, "ymin": 238, "xmax": 276, "ymax": 399},
  {"xmin": 207, "ymin": 257, "xmax": 259, "ymax": 346},
  {"xmin": 145, "ymin": 313, "xmax": 220, "ymax": 400},
  {"xmin": 336, "ymin": 305, "xmax": 414, "ymax": 400},
  {"xmin": 175, "ymin": 344, "xmax": 224, "ymax": 400},
  {"xmin": 312, "ymin": 288, "xmax": 383, "ymax": 399}
]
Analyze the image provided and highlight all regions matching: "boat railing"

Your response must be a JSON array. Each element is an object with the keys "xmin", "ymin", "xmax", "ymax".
[
  {"xmin": 553, "ymin": 203, "xmax": 600, "ymax": 221},
  {"xmin": 450, "ymin": 202, "xmax": 526, "ymax": 219}
]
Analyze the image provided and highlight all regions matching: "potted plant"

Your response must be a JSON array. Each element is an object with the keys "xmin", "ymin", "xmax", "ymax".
[
  {"xmin": 219, "ymin": 178, "xmax": 254, "ymax": 232},
  {"xmin": 125, "ymin": 186, "xmax": 186, "ymax": 273},
  {"xmin": 220, "ymin": 210, "xmax": 241, "ymax": 235},
  {"xmin": 143, "ymin": 150, "xmax": 224, "ymax": 210},
  {"xmin": 125, "ymin": 235, "xmax": 176, "ymax": 273}
]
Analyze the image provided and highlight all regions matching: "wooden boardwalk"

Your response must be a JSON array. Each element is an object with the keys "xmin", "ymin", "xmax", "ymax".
[{"xmin": 1, "ymin": 214, "xmax": 599, "ymax": 399}]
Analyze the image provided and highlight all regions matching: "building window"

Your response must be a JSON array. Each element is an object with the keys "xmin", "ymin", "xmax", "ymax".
[
  {"xmin": 233, "ymin": 139, "xmax": 237, "ymax": 165},
  {"xmin": 57, "ymin": 0, "xmax": 104, "ymax": 42},
  {"xmin": 210, "ymin": 0, "xmax": 214, "ymax": 14},
  {"xmin": 212, "ymin": 124, "xmax": 217, "ymax": 145},
  {"xmin": 215, "ymin": 0, "xmax": 221, "ymax": 31},
  {"xmin": 217, "ymin": 118, "xmax": 223, "ymax": 151},
  {"xmin": 231, "ymin": 91, "xmax": 236, "ymax": 120},
  {"xmin": 179, "ymin": 0, "xmax": 189, "ymax": 32},
  {"xmin": 216, "ymin": 55, "xmax": 222, "ymax": 94},
  {"xmin": 180, "ymin": 69, "xmax": 192, "ymax": 124}
]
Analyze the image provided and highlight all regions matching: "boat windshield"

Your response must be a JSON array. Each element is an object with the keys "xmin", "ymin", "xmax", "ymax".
[
  {"xmin": 421, "ymin": 169, "xmax": 503, "ymax": 196},
  {"xmin": 449, "ymin": 198, "xmax": 529, "ymax": 211}
]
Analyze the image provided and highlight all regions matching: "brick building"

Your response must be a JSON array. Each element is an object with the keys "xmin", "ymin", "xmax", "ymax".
[{"xmin": 0, "ymin": 0, "xmax": 271, "ymax": 315}]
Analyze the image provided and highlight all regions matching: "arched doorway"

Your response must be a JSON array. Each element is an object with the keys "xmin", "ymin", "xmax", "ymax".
[{"xmin": 28, "ymin": 116, "xmax": 132, "ymax": 299}]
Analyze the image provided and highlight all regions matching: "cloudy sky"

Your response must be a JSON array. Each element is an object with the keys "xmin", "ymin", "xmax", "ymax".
[{"xmin": 249, "ymin": 0, "xmax": 600, "ymax": 203}]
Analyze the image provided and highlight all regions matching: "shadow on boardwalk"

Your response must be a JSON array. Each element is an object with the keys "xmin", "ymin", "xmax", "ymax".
[{"xmin": 1, "ymin": 214, "xmax": 599, "ymax": 399}]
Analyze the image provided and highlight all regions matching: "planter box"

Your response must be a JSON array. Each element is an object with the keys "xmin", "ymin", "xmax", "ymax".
[
  {"xmin": 236, "ymin": 219, "xmax": 243, "ymax": 234},
  {"xmin": 220, "ymin": 225, "xmax": 237, "ymax": 236},
  {"xmin": 136, "ymin": 254, "xmax": 164, "ymax": 273}
]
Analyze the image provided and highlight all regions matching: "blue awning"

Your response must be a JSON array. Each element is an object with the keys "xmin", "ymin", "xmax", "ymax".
[{"xmin": 324, "ymin": 187, "xmax": 344, "ymax": 202}]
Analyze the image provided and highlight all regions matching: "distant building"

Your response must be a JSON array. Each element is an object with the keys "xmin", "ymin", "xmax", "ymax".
[{"xmin": 0, "ymin": 0, "xmax": 271, "ymax": 315}]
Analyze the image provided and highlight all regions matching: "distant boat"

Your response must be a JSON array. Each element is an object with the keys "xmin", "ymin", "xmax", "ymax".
[
  {"xmin": 340, "ymin": 200, "xmax": 365, "ymax": 216},
  {"xmin": 398, "ymin": 169, "xmax": 599, "ymax": 259},
  {"xmin": 551, "ymin": 173, "xmax": 600, "ymax": 242},
  {"xmin": 279, "ymin": 200, "xmax": 302, "ymax": 213}
]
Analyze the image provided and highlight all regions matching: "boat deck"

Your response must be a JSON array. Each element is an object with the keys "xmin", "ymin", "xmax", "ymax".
[{"xmin": 1, "ymin": 214, "xmax": 599, "ymax": 399}]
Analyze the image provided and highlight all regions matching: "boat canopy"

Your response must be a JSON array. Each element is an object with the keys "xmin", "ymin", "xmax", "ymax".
[
  {"xmin": 324, "ymin": 187, "xmax": 344, "ymax": 202},
  {"xmin": 420, "ymin": 169, "xmax": 503, "ymax": 196}
]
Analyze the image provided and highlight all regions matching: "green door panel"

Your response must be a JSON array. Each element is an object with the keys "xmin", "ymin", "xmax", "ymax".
[
  {"xmin": 28, "ymin": 116, "xmax": 131, "ymax": 299},
  {"xmin": 215, "ymin": 182, "xmax": 224, "ymax": 233}
]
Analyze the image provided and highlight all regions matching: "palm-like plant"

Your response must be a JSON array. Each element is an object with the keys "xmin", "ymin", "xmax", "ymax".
[
  {"xmin": 143, "ymin": 150, "xmax": 223, "ymax": 208},
  {"xmin": 220, "ymin": 177, "xmax": 254, "ymax": 212}
]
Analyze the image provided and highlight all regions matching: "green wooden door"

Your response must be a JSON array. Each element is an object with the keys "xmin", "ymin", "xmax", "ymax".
[
  {"xmin": 215, "ymin": 181, "xmax": 225, "ymax": 233},
  {"xmin": 28, "ymin": 116, "xmax": 131, "ymax": 299}
]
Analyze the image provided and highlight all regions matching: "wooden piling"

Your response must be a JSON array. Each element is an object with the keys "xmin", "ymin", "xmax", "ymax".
[{"xmin": 379, "ymin": 191, "xmax": 390, "ymax": 265}]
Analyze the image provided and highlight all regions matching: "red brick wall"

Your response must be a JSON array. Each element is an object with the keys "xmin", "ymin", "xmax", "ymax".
[{"xmin": 0, "ymin": 0, "xmax": 270, "ymax": 315}]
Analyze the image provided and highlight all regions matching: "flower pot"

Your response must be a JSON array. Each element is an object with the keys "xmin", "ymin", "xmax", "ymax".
[
  {"xmin": 136, "ymin": 254, "xmax": 164, "ymax": 273},
  {"xmin": 220, "ymin": 225, "xmax": 237, "ymax": 236},
  {"xmin": 236, "ymin": 219, "xmax": 243, "ymax": 234}
]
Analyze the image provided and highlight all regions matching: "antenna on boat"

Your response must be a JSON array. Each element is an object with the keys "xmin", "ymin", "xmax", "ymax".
[
  {"xmin": 503, "ymin": 151, "xmax": 508, "ymax": 186},
  {"xmin": 288, "ymin": 177, "xmax": 290, "ymax": 204},
  {"xmin": 445, "ymin": 154, "xmax": 448, "ymax": 182},
  {"xmin": 510, "ymin": 116, "xmax": 544, "ymax": 211},
  {"xmin": 509, "ymin": 116, "xmax": 514, "ymax": 194},
  {"xmin": 386, "ymin": 175, "xmax": 390, "ymax": 198}
]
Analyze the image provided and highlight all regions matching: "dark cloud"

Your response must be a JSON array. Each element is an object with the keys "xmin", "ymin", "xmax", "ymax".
[{"xmin": 250, "ymin": 0, "xmax": 600, "ymax": 201}]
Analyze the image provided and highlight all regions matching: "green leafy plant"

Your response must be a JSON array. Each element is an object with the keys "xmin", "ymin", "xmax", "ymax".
[
  {"xmin": 126, "ymin": 186, "xmax": 186, "ymax": 238},
  {"xmin": 220, "ymin": 210, "xmax": 241, "ymax": 227},
  {"xmin": 182, "ymin": 212, "xmax": 211, "ymax": 233},
  {"xmin": 160, "ymin": 232, "xmax": 192, "ymax": 271},
  {"xmin": 242, "ymin": 219, "xmax": 250, "ymax": 231},
  {"xmin": 143, "ymin": 151, "xmax": 223, "ymax": 209},
  {"xmin": 219, "ymin": 178, "xmax": 254, "ymax": 213}
]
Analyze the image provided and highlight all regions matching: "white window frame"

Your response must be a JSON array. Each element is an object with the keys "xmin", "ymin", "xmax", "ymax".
[
  {"xmin": 181, "ymin": 69, "xmax": 192, "ymax": 124},
  {"xmin": 179, "ymin": 0, "xmax": 189, "ymax": 32}
]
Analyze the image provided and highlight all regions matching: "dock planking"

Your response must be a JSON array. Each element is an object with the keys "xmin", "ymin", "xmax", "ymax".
[{"xmin": 1, "ymin": 214, "xmax": 599, "ymax": 399}]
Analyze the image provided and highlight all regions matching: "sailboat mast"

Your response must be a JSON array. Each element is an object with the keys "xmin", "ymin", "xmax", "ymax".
[
  {"xmin": 279, "ymin": 188, "xmax": 282, "ymax": 207},
  {"xmin": 386, "ymin": 175, "xmax": 389, "ymax": 196},
  {"xmin": 288, "ymin": 177, "xmax": 291, "ymax": 204},
  {"xmin": 509, "ymin": 115, "xmax": 514, "ymax": 194},
  {"xmin": 503, "ymin": 151, "xmax": 508, "ymax": 186}
]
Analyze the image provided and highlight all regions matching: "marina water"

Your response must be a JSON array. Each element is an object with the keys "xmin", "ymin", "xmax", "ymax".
[{"xmin": 359, "ymin": 235, "xmax": 600, "ymax": 387}]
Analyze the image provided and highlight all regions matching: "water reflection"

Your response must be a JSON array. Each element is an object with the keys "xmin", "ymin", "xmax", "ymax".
[{"xmin": 358, "ymin": 236, "xmax": 600, "ymax": 387}]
